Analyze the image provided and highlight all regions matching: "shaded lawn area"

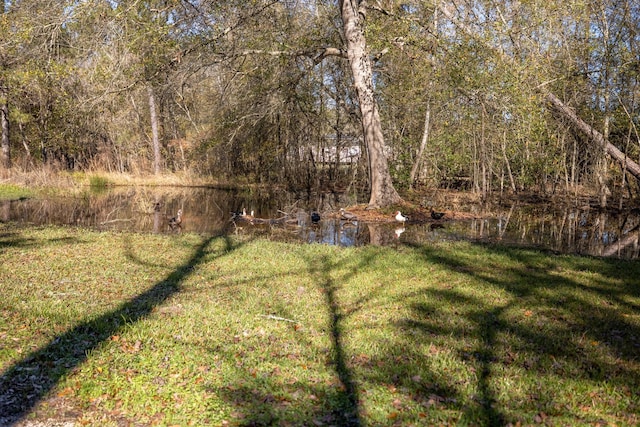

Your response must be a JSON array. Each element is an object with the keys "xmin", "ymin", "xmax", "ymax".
[{"xmin": 0, "ymin": 223, "xmax": 639, "ymax": 426}]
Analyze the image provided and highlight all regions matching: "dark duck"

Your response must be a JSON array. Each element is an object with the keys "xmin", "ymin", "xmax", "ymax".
[
  {"xmin": 230, "ymin": 209, "xmax": 244, "ymax": 221},
  {"xmin": 430, "ymin": 209, "xmax": 445, "ymax": 220},
  {"xmin": 311, "ymin": 212, "xmax": 321, "ymax": 224}
]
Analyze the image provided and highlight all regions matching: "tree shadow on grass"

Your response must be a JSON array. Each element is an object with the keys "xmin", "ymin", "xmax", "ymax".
[
  {"xmin": 0, "ymin": 224, "xmax": 83, "ymax": 254},
  {"xmin": 209, "ymin": 249, "xmax": 381, "ymax": 426},
  {"xmin": 302, "ymin": 252, "xmax": 374, "ymax": 427},
  {"xmin": 400, "ymin": 241, "xmax": 640, "ymax": 425},
  {"xmin": 207, "ymin": 240, "xmax": 639, "ymax": 426},
  {"xmin": 299, "ymin": 250, "xmax": 404, "ymax": 425},
  {"xmin": 213, "ymin": 240, "xmax": 640, "ymax": 425},
  {"xmin": 0, "ymin": 231, "xmax": 242, "ymax": 426}
]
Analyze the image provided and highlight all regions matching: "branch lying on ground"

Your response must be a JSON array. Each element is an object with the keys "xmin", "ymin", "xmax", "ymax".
[{"xmin": 260, "ymin": 314, "xmax": 298, "ymax": 324}]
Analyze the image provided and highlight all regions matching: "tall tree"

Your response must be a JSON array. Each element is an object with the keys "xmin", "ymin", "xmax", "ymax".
[
  {"xmin": 0, "ymin": 0, "xmax": 11, "ymax": 170},
  {"xmin": 340, "ymin": 0, "xmax": 402, "ymax": 208},
  {"xmin": 0, "ymin": 84, "xmax": 9, "ymax": 170}
]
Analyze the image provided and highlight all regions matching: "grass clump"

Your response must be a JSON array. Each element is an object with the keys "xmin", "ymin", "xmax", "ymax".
[
  {"xmin": 0, "ymin": 224, "xmax": 639, "ymax": 426},
  {"xmin": 88, "ymin": 175, "xmax": 111, "ymax": 191}
]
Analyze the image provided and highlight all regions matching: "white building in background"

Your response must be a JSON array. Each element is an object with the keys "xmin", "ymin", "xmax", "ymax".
[{"xmin": 309, "ymin": 134, "xmax": 362, "ymax": 165}]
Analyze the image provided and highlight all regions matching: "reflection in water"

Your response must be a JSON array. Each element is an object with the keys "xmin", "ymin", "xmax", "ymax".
[
  {"xmin": 438, "ymin": 206, "xmax": 640, "ymax": 259},
  {"xmin": 1, "ymin": 187, "xmax": 638, "ymax": 259}
]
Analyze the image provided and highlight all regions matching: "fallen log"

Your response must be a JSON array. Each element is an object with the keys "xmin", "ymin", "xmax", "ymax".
[
  {"xmin": 251, "ymin": 215, "xmax": 296, "ymax": 225},
  {"xmin": 544, "ymin": 91, "xmax": 640, "ymax": 181}
]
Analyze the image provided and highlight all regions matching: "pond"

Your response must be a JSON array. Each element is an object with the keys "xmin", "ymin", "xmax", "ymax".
[{"xmin": 1, "ymin": 186, "xmax": 638, "ymax": 259}]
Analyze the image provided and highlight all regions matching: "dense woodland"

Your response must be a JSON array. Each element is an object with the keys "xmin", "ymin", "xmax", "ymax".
[{"xmin": 1, "ymin": 0, "xmax": 640, "ymax": 207}]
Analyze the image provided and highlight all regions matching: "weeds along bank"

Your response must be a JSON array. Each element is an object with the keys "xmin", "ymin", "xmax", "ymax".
[
  {"xmin": 3, "ymin": 165, "xmax": 639, "ymax": 211},
  {"xmin": 1, "ymin": 224, "xmax": 639, "ymax": 426}
]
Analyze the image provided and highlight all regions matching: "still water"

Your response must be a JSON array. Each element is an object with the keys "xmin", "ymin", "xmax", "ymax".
[{"xmin": 1, "ymin": 186, "xmax": 638, "ymax": 259}]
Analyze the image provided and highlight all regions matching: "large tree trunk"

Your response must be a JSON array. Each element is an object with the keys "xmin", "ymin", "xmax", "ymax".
[
  {"xmin": 1, "ymin": 84, "xmax": 10, "ymax": 170},
  {"xmin": 544, "ymin": 91, "xmax": 640, "ymax": 181},
  {"xmin": 340, "ymin": 0, "xmax": 401, "ymax": 208},
  {"xmin": 1, "ymin": 1, "xmax": 7, "ymax": 169}
]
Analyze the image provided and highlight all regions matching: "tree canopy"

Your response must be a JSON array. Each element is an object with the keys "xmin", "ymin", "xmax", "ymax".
[{"xmin": 1, "ymin": 0, "xmax": 639, "ymax": 205}]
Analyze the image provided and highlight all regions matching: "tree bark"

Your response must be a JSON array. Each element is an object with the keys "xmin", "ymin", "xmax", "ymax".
[
  {"xmin": 544, "ymin": 91, "xmax": 640, "ymax": 181},
  {"xmin": 147, "ymin": 85, "xmax": 161, "ymax": 175},
  {"xmin": 1, "ymin": 1, "xmax": 7, "ymax": 169},
  {"xmin": 340, "ymin": 0, "xmax": 401, "ymax": 208},
  {"xmin": 1, "ymin": 84, "xmax": 10, "ymax": 170}
]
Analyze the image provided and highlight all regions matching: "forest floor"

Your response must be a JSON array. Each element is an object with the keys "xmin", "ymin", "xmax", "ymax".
[{"xmin": 1, "ymin": 222, "xmax": 639, "ymax": 426}]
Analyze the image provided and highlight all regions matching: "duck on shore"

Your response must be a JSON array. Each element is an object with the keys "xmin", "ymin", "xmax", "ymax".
[
  {"xmin": 340, "ymin": 208, "xmax": 358, "ymax": 222},
  {"xmin": 430, "ymin": 209, "xmax": 445, "ymax": 220},
  {"xmin": 169, "ymin": 209, "xmax": 183, "ymax": 230},
  {"xmin": 394, "ymin": 211, "xmax": 408, "ymax": 224}
]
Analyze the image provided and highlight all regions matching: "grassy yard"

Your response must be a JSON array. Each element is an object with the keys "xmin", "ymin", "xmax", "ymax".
[{"xmin": 0, "ymin": 223, "xmax": 639, "ymax": 426}]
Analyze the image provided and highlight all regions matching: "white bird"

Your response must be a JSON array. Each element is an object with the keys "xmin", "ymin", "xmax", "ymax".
[
  {"xmin": 394, "ymin": 227, "xmax": 405, "ymax": 239},
  {"xmin": 395, "ymin": 211, "xmax": 408, "ymax": 224}
]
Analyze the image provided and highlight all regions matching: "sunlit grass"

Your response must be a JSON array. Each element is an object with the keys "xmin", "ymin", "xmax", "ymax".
[{"xmin": 0, "ymin": 223, "xmax": 638, "ymax": 426}]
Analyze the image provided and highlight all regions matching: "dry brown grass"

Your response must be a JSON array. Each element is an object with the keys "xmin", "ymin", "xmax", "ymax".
[{"xmin": 1, "ymin": 168, "xmax": 217, "ymax": 189}]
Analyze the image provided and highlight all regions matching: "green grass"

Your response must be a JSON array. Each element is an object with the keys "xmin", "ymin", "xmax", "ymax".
[
  {"xmin": 0, "ymin": 183, "xmax": 34, "ymax": 200},
  {"xmin": 0, "ymin": 223, "xmax": 639, "ymax": 426}
]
